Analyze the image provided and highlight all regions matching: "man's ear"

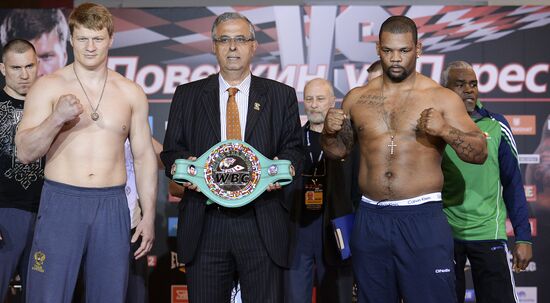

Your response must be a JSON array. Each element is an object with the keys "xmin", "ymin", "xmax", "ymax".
[
  {"xmin": 0, "ymin": 63, "xmax": 5, "ymax": 77},
  {"xmin": 416, "ymin": 42, "xmax": 422, "ymax": 58}
]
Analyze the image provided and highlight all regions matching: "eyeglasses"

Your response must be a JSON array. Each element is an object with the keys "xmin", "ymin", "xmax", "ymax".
[{"xmin": 213, "ymin": 36, "xmax": 255, "ymax": 45}]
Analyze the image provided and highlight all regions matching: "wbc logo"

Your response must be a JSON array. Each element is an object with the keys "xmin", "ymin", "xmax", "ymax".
[
  {"xmin": 214, "ymin": 157, "xmax": 250, "ymax": 187},
  {"xmin": 204, "ymin": 142, "xmax": 261, "ymax": 200}
]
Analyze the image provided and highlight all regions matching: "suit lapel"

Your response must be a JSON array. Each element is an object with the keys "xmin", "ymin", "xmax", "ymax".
[
  {"xmin": 201, "ymin": 74, "xmax": 221, "ymax": 142},
  {"xmin": 245, "ymin": 75, "xmax": 267, "ymax": 141}
]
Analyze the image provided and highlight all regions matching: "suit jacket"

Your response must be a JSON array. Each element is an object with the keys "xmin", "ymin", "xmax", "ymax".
[
  {"xmin": 288, "ymin": 124, "xmax": 359, "ymax": 266},
  {"xmin": 161, "ymin": 74, "xmax": 303, "ymax": 267}
]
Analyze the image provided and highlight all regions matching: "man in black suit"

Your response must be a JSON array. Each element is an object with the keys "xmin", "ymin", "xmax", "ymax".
[{"xmin": 161, "ymin": 12, "xmax": 303, "ymax": 303}]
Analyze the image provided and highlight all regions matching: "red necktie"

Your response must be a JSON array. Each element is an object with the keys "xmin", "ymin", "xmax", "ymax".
[{"xmin": 226, "ymin": 87, "xmax": 241, "ymax": 140}]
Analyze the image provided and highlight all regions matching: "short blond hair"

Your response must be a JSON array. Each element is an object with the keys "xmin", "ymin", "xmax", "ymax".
[{"xmin": 69, "ymin": 2, "xmax": 114, "ymax": 37}]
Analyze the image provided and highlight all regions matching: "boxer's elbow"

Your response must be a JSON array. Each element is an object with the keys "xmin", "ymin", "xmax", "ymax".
[
  {"xmin": 460, "ymin": 139, "xmax": 488, "ymax": 165},
  {"xmin": 475, "ymin": 143, "xmax": 488, "ymax": 164}
]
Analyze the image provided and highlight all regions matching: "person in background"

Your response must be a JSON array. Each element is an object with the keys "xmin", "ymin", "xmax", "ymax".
[
  {"xmin": 1, "ymin": 9, "xmax": 68, "ymax": 77},
  {"xmin": 0, "ymin": 38, "xmax": 40, "ymax": 303},
  {"xmin": 286, "ymin": 78, "xmax": 354, "ymax": 303},
  {"xmin": 441, "ymin": 60, "xmax": 532, "ymax": 303}
]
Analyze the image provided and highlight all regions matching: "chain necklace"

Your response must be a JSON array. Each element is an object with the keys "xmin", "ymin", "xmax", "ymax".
[
  {"xmin": 73, "ymin": 64, "xmax": 108, "ymax": 121},
  {"xmin": 380, "ymin": 72, "xmax": 416, "ymax": 156}
]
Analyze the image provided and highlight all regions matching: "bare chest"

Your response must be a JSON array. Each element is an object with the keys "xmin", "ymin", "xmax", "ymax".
[
  {"xmin": 352, "ymin": 92, "xmax": 432, "ymax": 137},
  {"xmin": 57, "ymin": 90, "xmax": 132, "ymax": 136}
]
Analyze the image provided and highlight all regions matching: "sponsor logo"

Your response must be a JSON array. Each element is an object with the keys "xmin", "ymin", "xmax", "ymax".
[
  {"xmin": 170, "ymin": 251, "xmax": 186, "ymax": 273},
  {"xmin": 518, "ymin": 154, "xmax": 540, "ymax": 164},
  {"xmin": 490, "ymin": 245, "xmax": 504, "ymax": 251},
  {"xmin": 171, "ymin": 285, "xmax": 189, "ymax": 303},
  {"xmin": 147, "ymin": 255, "xmax": 157, "ymax": 267},
  {"xmin": 31, "ymin": 251, "xmax": 46, "ymax": 273},
  {"xmin": 204, "ymin": 142, "xmax": 261, "ymax": 200},
  {"xmin": 506, "ymin": 218, "xmax": 537, "ymax": 237},
  {"xmin": 168, "ymin": 217, "xmax": 178, "ymax": 237},
  {"xmin": 524, "ymin": 185, "xmax": 537, "ymax": 202},
  {"xmin": 516, "ymin": 286, "xmax": 537, "ymax": 302},
  {"xmin": 504, "ymin": 115, "xmax": 536, "ymax": 135},
  {"xmin": 434, "ymin": 268, "xmax": 451, "ymax": 273}
]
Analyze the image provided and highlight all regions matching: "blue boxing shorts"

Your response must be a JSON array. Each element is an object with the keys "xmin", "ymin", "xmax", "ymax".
[
  {"xmin": 26, "ymin": 180, "xmax": 130, "ymax": 303},
  {"xmin": 351, "ymin": 193, "xmax": 456, "ymax": 303}
]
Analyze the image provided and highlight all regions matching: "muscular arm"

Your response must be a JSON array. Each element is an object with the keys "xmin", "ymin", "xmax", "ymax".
[
  {"xmin": 129, "ymin": 84, "xmax": 158, "ymax": 258},
  {"xmin": 424, "ymin": 90, "xmax": 487, "ymax": 164},
  {"xmin": 15, "ymin": 77, "xmax": 76, "ymax": 164},
  {"xmin": 321, "ymin": 90, "xmax": 357, "ymax": 160},
  {"xmin": 442, "ymin": 127, "xmax": 487, "ymax": 164},
  {"xmin": 321, "ymin": 118, "xmax": 354, "ymax": 159}
]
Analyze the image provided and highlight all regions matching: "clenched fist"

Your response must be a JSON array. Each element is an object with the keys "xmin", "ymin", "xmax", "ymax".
[
  {"xmin": 324, "ymin": 108, "xmax": 346, "ymax": 135},
  {"xmin": 417, "ymin": 108, "xmax": 447, "ymax": 137},
  {"xmin": 54, "ymin": 94, "xmax": 84, "ymax": 123}
]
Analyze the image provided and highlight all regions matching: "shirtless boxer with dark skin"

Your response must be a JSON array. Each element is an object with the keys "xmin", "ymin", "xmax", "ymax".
[{"xmin": 321, "ymin": 16, "xmax": 487, "ymax": 303}]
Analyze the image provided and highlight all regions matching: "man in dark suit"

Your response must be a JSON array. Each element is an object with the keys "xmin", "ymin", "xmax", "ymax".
[{"xmin": 160, "ymin": 12, "xmax": 303, "ymax": 303}]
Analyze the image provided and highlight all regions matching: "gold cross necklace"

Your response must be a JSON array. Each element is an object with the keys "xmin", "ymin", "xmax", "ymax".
[{"xmin": 380, "ymin": 72, "xmax": 416, "ymax": 156}]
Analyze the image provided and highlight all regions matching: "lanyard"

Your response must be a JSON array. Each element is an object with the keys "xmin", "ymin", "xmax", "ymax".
[{"xmin": 306, "ymin": 129, "xmax": 324, "ymax": 177}]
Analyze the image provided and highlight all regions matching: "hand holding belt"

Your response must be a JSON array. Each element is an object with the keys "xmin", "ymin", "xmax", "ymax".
[{"xmin": 171, "ymin": 140, "xmax": 293, "ymax": 208}]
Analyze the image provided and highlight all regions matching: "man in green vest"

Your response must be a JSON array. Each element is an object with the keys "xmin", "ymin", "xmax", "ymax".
[{"xmin": 441, "ymin": 61, "xmax": 532, "ymax": 303}]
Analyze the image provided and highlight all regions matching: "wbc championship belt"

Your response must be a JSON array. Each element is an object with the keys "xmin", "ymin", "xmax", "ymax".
[{"xmin": 171, "ymin": 140, "xmax": 293, "ymax": 208}]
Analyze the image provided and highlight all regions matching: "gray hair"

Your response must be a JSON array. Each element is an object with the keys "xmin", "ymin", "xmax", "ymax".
[
  {"xmin": 441, "ymin": 61, "xmax": 474, "ymax": 87},
  {"xmin": 211, "ymin": 12, "xmax": 255, "ymax": 40}
]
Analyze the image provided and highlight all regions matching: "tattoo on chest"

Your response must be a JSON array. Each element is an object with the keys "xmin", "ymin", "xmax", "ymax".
[
  {"xmin": 357, "ymin": 94, "xmax": 386, "ymax": 105},
  {"xmin": 356, "ymin": 94, "xmax": 407, "ymax": 132}
]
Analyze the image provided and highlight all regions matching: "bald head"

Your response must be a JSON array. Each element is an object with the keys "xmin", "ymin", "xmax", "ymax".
[
  {"xmin": 303, "ymin": 78, "xmax": 336, "ymax": 131},
  {"xmin": 304, "ymin": 78, "xmax": 334, "ymax": 96}
]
